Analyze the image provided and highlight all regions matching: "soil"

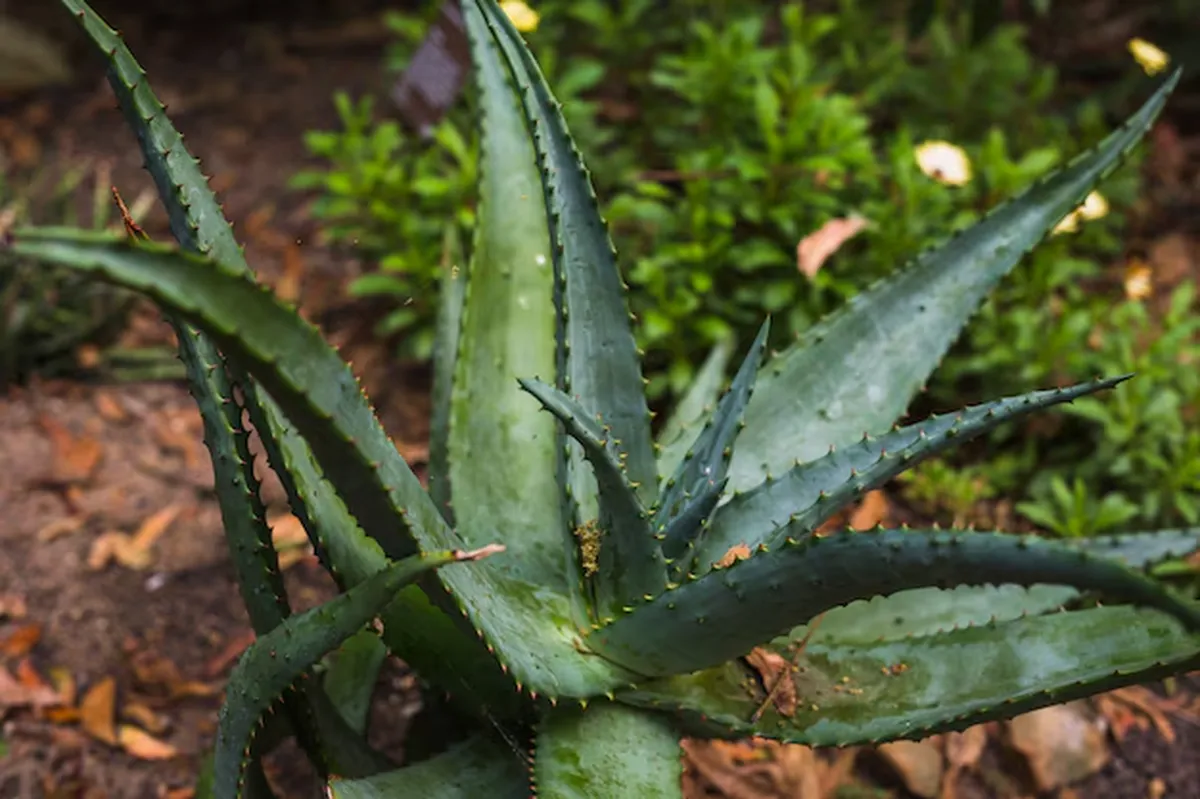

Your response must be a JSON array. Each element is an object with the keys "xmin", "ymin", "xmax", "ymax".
[{"xmin": 0, "ymin": 3, "xmax": 1198, "ymax": 799}]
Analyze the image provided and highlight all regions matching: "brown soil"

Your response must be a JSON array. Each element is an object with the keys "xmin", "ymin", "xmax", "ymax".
[{"xmin": 0, "ymin": 3, "xmax": 1198, "ymax": 799}]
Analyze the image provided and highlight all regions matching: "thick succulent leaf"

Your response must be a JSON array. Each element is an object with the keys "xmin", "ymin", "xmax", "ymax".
[
  {"xmin": 322, "ymin": 631, "xmax": 388, "ymax": 735},
  {"xmin": 1076, "ymin": 528, "xmax": 1200, "ymax": 567},
  {"xmin": 430, "ymin": 226, "xmax": 468, "ymax": 524},
  {"xmin": 726, "ymin": 70, "xmax": 1180, "ymax": 495},
  {"xmin": 784, "ymin": 527, "xmax": 1200, "ymax": 659},
  {"xmin": 407, "ymin": 3, "xmax": 640, "ymax": 698},
  {"xmin": 661, "ymin": 479, "xmax": 727, "ymax": 576},
  {"xmin": 657, "ymin": 339, "xmax": 735, "ymax": 484},
  {"xmin": 245, "ymin": 377, "xmax": 521, "ymax": 720},
  {"xmin": 328, "ymin": 734, "xmax": 529, "ymax": 799},
  {"xmin": 476, "ymin": 0, "xmax": 658, "ymax": 512},
  {"xmin": 656, "ymin": 320, "xmax": 770, "ymax": 560},
  {"xmin": 618, "ymin": 605, "xmax": 1200, "ymax": 746},
  {"xmin": 585, "ymin": 528, "xmax": 1200, "ymax": 677},
  {"xmin": 698, "ymin": 377, "xmax": 1127, "ymax": 566},
  {"xmin": 454, "ymin": 0, "xmax": 562, "ymax": 591},
  {"xmin": 62, "ymin": 0, "xmax": 246, "ymax": 266},
  {"xmin": 534, "ymin": 703, "xmax": 682, "ymax": 799},
  {"xmin": 6, "ymin": 234, "xmax": 617, "ymax": 701},
  {"xmin": 213, "ymin": 549, "xmax": 489, "ymax": 799},
  {"xmin": 519, "ymin": 378, "xmax": 664, "ymax": 613},
  {"xmin": 6, "ymin": 231, "xmax": 447, "ymax": 563}
]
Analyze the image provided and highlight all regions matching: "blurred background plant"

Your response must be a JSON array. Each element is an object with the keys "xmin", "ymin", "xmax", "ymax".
[
  {"xmin": 293, "ymin": 0, "xmax": 1200, "ymax": 535},
  {"xmin": 0, "ymin": 155, "xmax": 171, "ymax": 388}
]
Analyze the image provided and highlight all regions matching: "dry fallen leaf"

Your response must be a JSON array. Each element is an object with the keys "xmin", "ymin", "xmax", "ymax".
[
  {"xmin": 80, "ymin": 676, "xmax": 118, "ymax": 745},
  {"xmin": 941, "ymin": 725, "xmax": 990, "ymax": 799},
  {"xmin": 849, "ymin": 490, "xmax": 890, "ymax": 531},
  {"xmin": 1006, "ymin": 702, "xmax": 1109, "ymax": 793},
  {"xmin": 877, "ymin": 739, "xmax": 944, "ymax": 799},
  {"xmin": 1, "ymin": 623, "xmax": 42, "ymax": 658},
  {"xmin": 270, "ymin": 512, "xmax": 314, "ymax": 571},
  {"xmin": 117, "ymin": 724, "xmax": 179, "ymax": 760},
  {"xmin": 797, "ymin": 215, "xmax": 869, "ymax": 279},
  {"xmin": 93, "ymin": 390, "xmax": 128, "ymax": 422},
  {"xmin": 121, "ymin": 701, "xmax": 170, "ymax": 735},
  {"xmin": 0, "ymin": 664, "xmax": 61, "ymax": 709},
  {"xmin": 204, "ymin": 629, "xmax": 257, "ymax": 678},
  {"xmin": 745, "ymin": 647, "xmax": 797, "ymax": 718},
  {"xmin": 87, "ymin": 503, "xmax": 185, "ymax": 572},
  {"xmin": 37, "ymin": 414, "xmax": 103, "ymax": 484},
  {"xmin": 773, "ymin": 743, "xmax": 824, "ymax": 799},
  {"xmin": 36, "ymin": 515, "xmax": 86, "ymax": 542}
]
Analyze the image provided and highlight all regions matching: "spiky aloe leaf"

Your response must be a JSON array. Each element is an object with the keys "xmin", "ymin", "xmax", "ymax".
[
  {"xmin": 656, "ymin": 339, "xmax": 736, "ymax": 484},
  {"xmin": 6, "ymin": 231, "xmax": 638, "ymax": 700},
  {"xmin": 213, "ymin": 548, "xmax": 496, "ymax": 799},
  {"xmin": 430, "ymin": 225, "xmax": 468, "ymax": 524},
  {"xmin": 534, "ymin": 703, "xmax": 683, "ymax": 799},
  {"xmin": 475, "ymin": 0, "xmax": 658, "ymax": 514},
  {"xmin": 322, "ymin": 630, "xmax": 388, "ymax": 735},
  {"xmin": 519, "ymin": 377, "xmax": 663, "ymax": 613},
  {"xmin": 585, "ymin": 528, "xmax": 1200, "ymax": 677},
  {"xmin": 794, "ymin": 527, "xmax": 1200, "ymax": 645},
  {"xmin": 656, "ymin": 320, "xmax": 769, "ymax": 561},
  {"xmin": 7, "ymin": 231, "xmax": 447, "ymax": 561},
  {"xmin": 328, "ymin": 734, "xmax": 529, "ymax": 799},
  {"xmin": 697, "ymin": 376, "xmax": 1127, "ymax": 567},
  {"xmin": 242, "ymin": 352, "xmax": 521, "ymax": 721},
  {"xmin": 1076, "ymin": 528, "xmax": 1200, "ymax": 567},
  {"xmin": 618, "ymin": 605, "xmax": 1200, "ymax": 746},
  {"xmin": 726, "ymin": 70, "xmax": 1180, "ymax": 496}
]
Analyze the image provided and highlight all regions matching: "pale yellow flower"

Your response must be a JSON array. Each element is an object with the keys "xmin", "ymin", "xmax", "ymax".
[
  {"xmin": 1128, "ymin": 38, "xmax": 1169, "ymax": 76},
  {"xmin": 500, "ymin": 1, "xmax": 540, "ymax": 32},
  {"xmin": 1123, "ymin": 258, "xmax": 1153, "ymax": 301},
  {"xmin": 914, "ymin": 140, "xmax": 972, "ymax": 186},
  {"xmin": 1051, "ymin": 191, "xmax": 1109, "ymax": 235}
]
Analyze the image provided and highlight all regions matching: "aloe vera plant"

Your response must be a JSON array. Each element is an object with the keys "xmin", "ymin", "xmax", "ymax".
[{"xmin": 8, "ymin": 2, "xmax": 1200, "ymax": 797}]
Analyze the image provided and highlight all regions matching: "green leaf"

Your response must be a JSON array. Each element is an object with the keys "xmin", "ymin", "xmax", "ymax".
[
  {"xmin": 239, "ymin": 358, "xmax": 521, "ymax": 721},
  {"xmin": 59, "ymin": 1, "xmax": 418, "ymax": 773},
  {"xmin": 322, "ymin": 630, "xmax": 388, "ymax": 735},
  {"xmin": 409, "ymin": 1, "xmax": 641, "ymax": 700},
  {"xmin": 60, "ymin": 0, "xmax": 246, "ymax": 268},
  {"xmin": 619, "ymin": 605, "xmax": 1200, "ymax": 746},
  {"xmin": 213, "ymin": 548, "xmax": 493, "ymax": 799},
  {"xmin": 430, "ymin": 225, "xmax": 468, "ymax": 524},
  {"xmin": 795, "ymin": 528, "xmax": 1200, "ymax": 645},
  {"xmin": 534, "ymin": 703, "xmax": 682, "ymax": 799},
  {"xmin": 519, "ymin": 377, "xmax": 663, "ymax": 615},
  {"xmin": 475, "ymin": 0, "xmax": 658, "ymax": 513},
  {"xmin": 7, "ymin": 230, "xmax": 447, "ymax": 563},
  {"xmin": 697, "ymin": 376, "xmax": 1128, "ymax": 568},
  {"xmin": 328, "ymin": 734, "xmax": 529, "ymax": 799},
  {"xmin": 656, "ymin": 339, "xmax": 735, "ymax": 484},
  {"xmin": 1076, "ymin": 528, "xmax": 1200, "ymax": 567},
  {"xmin": 657, "ymin": 320, "xmax": 769, "ymax": 562},
  {"xmin": 585, "ymin": 529, "xmax": 1200, "ymax": 677},
  {"xmin": 726, "ymin": 70, "xmax": 1181, "ymax": 495}
]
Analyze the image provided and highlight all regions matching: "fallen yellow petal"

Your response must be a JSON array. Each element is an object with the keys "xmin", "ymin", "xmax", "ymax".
[
  {"xmin": 1128, "ymin": 38, "xmax": 1169, "ymax": 76},
  {"xmin": 914, "ymin": 140, "xmax": 972, "ymax": 186},
  {"xmin": 118, "ymin": 724, "xmax": 180, "ymax": 760},
  {"xmin": 500, "ymin": 1, "xmax": 539, "ymax": 32}
]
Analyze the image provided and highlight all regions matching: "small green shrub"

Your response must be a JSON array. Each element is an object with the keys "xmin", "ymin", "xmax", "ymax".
[{"xmin": 295, "ymin": 1, "xmax": 1200, "ymax": 535}]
